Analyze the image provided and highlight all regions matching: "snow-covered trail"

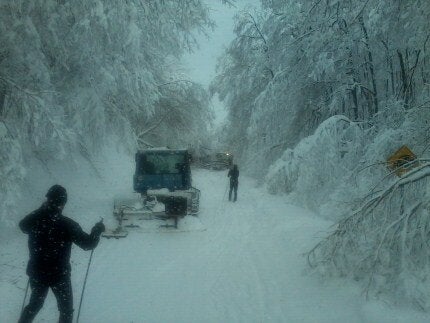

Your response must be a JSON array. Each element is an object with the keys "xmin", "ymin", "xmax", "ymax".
[
  {"xmin": 68, "ymin": 169, "xmax": 430, "ymax": 323},
  {"xmin": 75, "ymin": 169, "xmax": 356, "ymax": 323},
  {"xmin": 3, "ymin": 168, "xmax": 430, "ymax": 322}
]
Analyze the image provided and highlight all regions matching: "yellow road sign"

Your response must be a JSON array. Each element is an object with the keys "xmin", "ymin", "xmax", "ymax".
[{"xmin": 387, "ymin": 145, "xmax": 418, "ymax": 176}]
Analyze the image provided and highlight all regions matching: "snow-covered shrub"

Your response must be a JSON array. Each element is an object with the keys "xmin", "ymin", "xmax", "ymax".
[
  {"xmin": 265, "ymin": 115, "xmax": 365, "ymax": 213},
  {"xmin": 300, "ymin": 102, "xmax": 430, "ymax": 307},
  {"xmin": 308, "ymin": 163, "xmax": 430, "ymax": 310}
]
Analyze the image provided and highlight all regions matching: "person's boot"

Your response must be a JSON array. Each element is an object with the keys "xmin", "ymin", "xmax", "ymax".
[
  {"xmin": 58, "ymin": 309, "xmax": 74, "ymax": 323},
  {"xmin": 18, "ymin": 307, "xmax": 38, "ymax": 323}
]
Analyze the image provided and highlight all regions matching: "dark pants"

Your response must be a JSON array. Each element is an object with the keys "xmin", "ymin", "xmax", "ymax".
[
  {"xmin": 18, "ymin": 276, "xmax": 73, "ymax": 323},
  {"xmin": 229, "ymin": 181, "xmax": 238, "ymax": 202}
]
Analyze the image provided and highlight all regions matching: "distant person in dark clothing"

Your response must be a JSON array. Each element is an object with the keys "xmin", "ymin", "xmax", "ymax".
[
  {"xmin": 18, "ymin": 185, "xmax": 105, "ymax": 323},
  {"xmin": 228, "ymin": 164, "xmax": 239, "ymax": 202}
]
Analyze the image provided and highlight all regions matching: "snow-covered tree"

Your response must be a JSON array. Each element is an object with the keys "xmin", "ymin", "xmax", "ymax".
[
  {"xmin": 213, "ymin": 0, "xmax": 430, "ymax": 307},
  {"xmin": 0, "ymin": 0, "xmax": 217, "ymax": 223},
  {"xmin": 213, "ymin": 0, "xmax": 430, "ymax": 179}
]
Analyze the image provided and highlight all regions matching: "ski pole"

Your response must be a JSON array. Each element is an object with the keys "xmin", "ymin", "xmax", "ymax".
[
  {"xmin": 20, "ymin": 278, "xmax": 30, "ymax": 316},
  {"xmin": 77, "ymin": 218, "xmax": 103, "ymax": 323},
  {"xmin": 76, "ymin": 248, "xmax": 94, "ymax": 323}
]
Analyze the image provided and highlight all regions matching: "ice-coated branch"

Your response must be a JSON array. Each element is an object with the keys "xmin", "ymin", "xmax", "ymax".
[
  {"xmin": 308, "ymin": 163, "xmax": 430, "ymax": 309},
  {"xmin": 137, "ymin": 114, "xmax": 168, "ymax": 138}
]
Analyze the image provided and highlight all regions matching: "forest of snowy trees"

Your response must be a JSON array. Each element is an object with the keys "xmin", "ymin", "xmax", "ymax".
[
  {"xmin": 0, "ymin": 1, "xmax": 218, "ymax": 223},
  {"xmin": 212, "ymin": 0, "xmax": 430, "ymax": 310}
]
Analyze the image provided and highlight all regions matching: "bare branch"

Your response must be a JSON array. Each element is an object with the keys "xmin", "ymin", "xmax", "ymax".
[
  {"xmin": 247, "ymin": 13, "xmax": 267, "ymax": 46},
  {"xmin": 0, "ymin": 75, "xmax": 58, "ymax": 96},
  {"xmin": 351, "ymin": 0, "xmax": 371, "ymax": 24},
  {"xmin": 157, "ymin": 79, "xmax": 196, "ymax": 87},
  {"xmin": 137, "ymin": 113, "xmax": 168, "ymax": 138}
]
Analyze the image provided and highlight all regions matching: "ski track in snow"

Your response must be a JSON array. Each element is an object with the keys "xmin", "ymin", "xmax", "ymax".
[{"xmin": 2, "ymin": 169, "xmax": 430, "ymax": 322}]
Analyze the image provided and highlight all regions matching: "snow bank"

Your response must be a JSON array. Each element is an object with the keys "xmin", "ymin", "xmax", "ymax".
[{"xmin": 265, "ymin": 115, "xmax": 366, "ymax": 217}]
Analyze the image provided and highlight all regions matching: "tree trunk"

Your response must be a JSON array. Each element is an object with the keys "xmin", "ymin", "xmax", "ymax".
[
  {"xmin": 0, "ymin": 82, "xmax": 6, "ymax": 117},
  {"xmin": 397, "ymin": 50, "xmax": 408, "ymax": 104},
  {"xmin": 359, "ymin": 16, "xmax": 379, "ymax": 115}
]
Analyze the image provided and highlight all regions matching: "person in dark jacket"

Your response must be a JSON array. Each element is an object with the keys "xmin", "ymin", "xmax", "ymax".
[
  {"xmin": 18, "ymin": 185, "xmax": 105, "ymax": 323},
  {"xmin": 228, "ymin": 164, "xmax": 239, "ymax": 202}
]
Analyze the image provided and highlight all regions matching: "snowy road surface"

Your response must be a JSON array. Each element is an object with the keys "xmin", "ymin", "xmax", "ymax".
[{"xmin": 2, "ymin": 168, "xmax": 430, "ymax": 322}]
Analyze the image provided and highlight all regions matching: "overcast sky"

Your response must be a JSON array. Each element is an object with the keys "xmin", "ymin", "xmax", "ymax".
[{"xmin": 183, "ymin": 0, "xmax": 261, "ymax": 127}]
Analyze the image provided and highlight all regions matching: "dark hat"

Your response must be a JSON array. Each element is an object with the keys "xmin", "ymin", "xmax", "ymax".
[{"xmin": 46, "ymin": 185, "xmax": 67, "ymax": 205}]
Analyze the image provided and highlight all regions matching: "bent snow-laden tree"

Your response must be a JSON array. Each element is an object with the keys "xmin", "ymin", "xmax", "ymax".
[
  {"xmin": 308, "ymin": 162, "xmax": 430, "ymax": 310},
  {"xmin": 0, "ymin": 0, "xmax": 217, "ymax": 223}
]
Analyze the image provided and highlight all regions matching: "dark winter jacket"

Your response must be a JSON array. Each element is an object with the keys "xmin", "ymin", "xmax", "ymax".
[
  {"xmin": 19, "ymin": 203, "xmax": 103, "ymax": 282},
  {"xmin": 228, "ymin": 167, "xmax": 239, "ymax": 184}
]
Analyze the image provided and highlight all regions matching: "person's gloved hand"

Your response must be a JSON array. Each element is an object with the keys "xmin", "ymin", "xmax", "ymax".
[{"xmin": 92, "ymin": 221, "xmax": 105, "ymax": 235}]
